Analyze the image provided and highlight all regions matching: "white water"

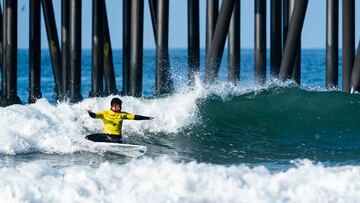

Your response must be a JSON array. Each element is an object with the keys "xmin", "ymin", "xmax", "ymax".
[
  {"xmin": 0, "ymin": 158, "xmax": 359, "ymax": 203},
  {"xmin": 0, "ymin": 78, "xmax": 270, "ymax": 155},
  {"xmin": 0, "ymin": 95, "xmax": 195, "ymax": 155},
  {"xmin": 0, "ymin": 79, "xmax": 200, "ymax": 155}
]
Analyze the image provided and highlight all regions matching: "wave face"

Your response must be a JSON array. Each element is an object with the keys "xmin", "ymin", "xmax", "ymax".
[
  {"xmin": 1, "ymin": 158, "xmax": 360, "ymax": 203},
  {"xmin": 187, "ymin": 86, "xmax": 360, "ymax": 164},
  {"xmin": 1, "ymin": 82, "xmax": 360, "ymax": 165}
]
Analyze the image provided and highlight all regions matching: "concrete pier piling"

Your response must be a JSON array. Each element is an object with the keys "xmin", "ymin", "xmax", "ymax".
[
  {"xmin": 129, "ymin": 0, "xmax": 144, "ymax": 97},
  {"xmin": 270, "ymin": 0, "xmax": 282, "ymax": 78},
  {"xmin": 188, "ymin": 0, "xmax": 200, "ymax": 85},
  {"xmin": 2, "ymin": 0, "xmax": 21, "ymax": 105},
  {"xmin": 326, "ymin": 0, "xmax": 339, "ymax": 89},
  {"xmin": 103, "ymin": 2, "xmax": 118, "ymax": 96},
  {"xmin": 69, "ymin": 0, "xmax": 82, "ymax": 102},
  {"xmin": 206, "ymin": 0, "xmax": 218, "ymax": 62},
  {"xmin": 149, "ymin": 0, "xmax": 157, "ymax": 43},
  {"xmin": 350, "ymin": 41, "xmax": 360, "ymax": 93},
  {"xmin": 0, "ymin": 4, "xmax": 3, "ymax": 78},
  {"xmin": 29, "ymin": 0, "xmax": 42, "ymax": 103},
  {"xmin": 342, "ymin": 0, "xmax": 355, "ymax": 93},
  {"xmin": 283, "ymin": 0, "xmax": 288, "ymax": 50},
  {"xmin": 282, "ymin": 0, "xmax": 301, "ymax": 84},
  {"xmin": 205, "ymin": 0, "xmax": 236, "ymax": 83},
  {"xmin": 89, "ymin": 0, "xmax": 104, "ymax": 97},
  {"xmin": 155, "ymin": 0, "xmax": 173, "ymax": 95},
  {"xmin": 279, "ymin": 0, "xmax": 308, "ymax": 81},
  {"xmin": 228, "ymin": 0, "xmax": 240, "ymax": 84},
  {"xmin": 289, "ymin": 0, "xmax": 301, "ymax": 85},
  {"xmin": 41, "ymin": 0, "xmax": 62, "ymax": 96},
  {"xmin": 122, "ymin": 0, "xmax": 131, "ymax": 96},
  {"xmin": 254, "ymin": 0, "xmax": 267, "ymax": 85},
  {"xmin": 61, "ymin": 0, "xmax": 70, "ymax": 98}
]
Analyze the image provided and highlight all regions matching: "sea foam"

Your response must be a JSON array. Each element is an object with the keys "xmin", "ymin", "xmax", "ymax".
[
  {"xmin": 0, "ymin": 79, "xmax": 209, "ymax": 155},
  {"xmin": 0, "ymin": 158, "xmax": 359, "ymax": 203}
]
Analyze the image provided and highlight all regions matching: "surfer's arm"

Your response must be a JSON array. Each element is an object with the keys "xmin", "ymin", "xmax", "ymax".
[
  {"xmin": 88, "ymin": 111, "xmax": 96, "ymax": 118},
  {"xmin": 122, "ymin": 112, "xmax": 153, "ymax": 120},
  {"xmin": 87, "ymin": 110, "xmax": 104, "ymax": 119},
  {"xmin": 134, "ymin": 115, "xmax": 153, "ymax": 120}
]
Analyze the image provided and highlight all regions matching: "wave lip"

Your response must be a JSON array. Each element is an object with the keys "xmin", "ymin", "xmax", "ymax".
[{"xmin": 0, "ymin": 158, "xmax": 360, "ymax": 203}]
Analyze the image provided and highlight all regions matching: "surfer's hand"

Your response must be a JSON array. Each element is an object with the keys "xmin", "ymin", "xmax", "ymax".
[
  {"xmin": 149, "ymin": 117, "xmax": 154, "ymax": 120},
  {"xmin": 87, "ymin": 109, "xmax": 93, "ymax": 113},
  {"xmin": 88, "ymin": 110, "xmax": 96, "ymax": 118}
]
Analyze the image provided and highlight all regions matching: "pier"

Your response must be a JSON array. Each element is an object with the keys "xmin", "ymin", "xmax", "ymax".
[{"xmin": 0, "ymin": 0, "xmax": 359, "ymax": 106}]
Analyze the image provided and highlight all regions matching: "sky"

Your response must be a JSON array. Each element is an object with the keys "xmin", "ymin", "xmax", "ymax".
[{"xmin": 14, "ymin": 0, "xmax": 360, "ymax": 49}]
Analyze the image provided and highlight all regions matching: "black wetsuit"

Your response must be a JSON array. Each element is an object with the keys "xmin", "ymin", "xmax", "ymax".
[{"xmin": 85, "ymin": 133, "xmax": 124, "ymax": 143}]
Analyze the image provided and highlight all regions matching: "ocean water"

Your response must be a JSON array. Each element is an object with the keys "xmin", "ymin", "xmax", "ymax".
[{"xmin": 1, "ymin": 49, "xmax": 360, "ymax": 202}]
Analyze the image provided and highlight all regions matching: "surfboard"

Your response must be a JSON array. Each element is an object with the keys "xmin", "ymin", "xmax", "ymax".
[{"xmin": 89, "ymin": 141, "xmax": 147, "ymax": 158}]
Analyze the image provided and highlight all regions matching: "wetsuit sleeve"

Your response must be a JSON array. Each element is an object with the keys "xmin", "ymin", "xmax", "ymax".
[
  {"xmin": 122, "ymin": 113, "xmax": 135, "ymax": 120},
  {"xmin": 89, "ymin": 111, "xmax": 105, "ymax": 119},
  {"xmin": 134, "ymin": 115, "xmax": 152, "ymax": 120},
  {"xmin": 88, "ymin": 111, "xmax": 96, "ymax": 118},
  {"xmin": 122, "ymin": 112, "xmax": 152, "ymax": 120},
  {"xmin": 96, "ymin": 111, "xmax": 105, "ymax": 119}
]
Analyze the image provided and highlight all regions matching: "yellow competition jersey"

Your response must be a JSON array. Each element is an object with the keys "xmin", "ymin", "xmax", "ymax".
[{"xmin": 95, "ymin": 110, "xmax": 135, "ymax": 135}]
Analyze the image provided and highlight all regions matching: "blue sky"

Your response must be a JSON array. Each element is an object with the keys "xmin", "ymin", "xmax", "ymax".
[{"xmin": 15, "ymin": 0, "xmax": 360, "ymax": 49}]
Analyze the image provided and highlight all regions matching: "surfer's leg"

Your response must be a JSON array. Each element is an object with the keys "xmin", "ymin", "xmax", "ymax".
[
  {"xmin": 107, "ymin": 135, "xmax": 123, "ymax": 143},
  {"xmin": 86, "ymin": 134, "xmax": 110, "ymax": 142}
]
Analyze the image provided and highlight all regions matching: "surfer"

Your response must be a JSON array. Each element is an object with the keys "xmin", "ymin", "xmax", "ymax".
[{"xmin": 86, "ymin": 98, "xmax": 153, "ymax": 143}]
